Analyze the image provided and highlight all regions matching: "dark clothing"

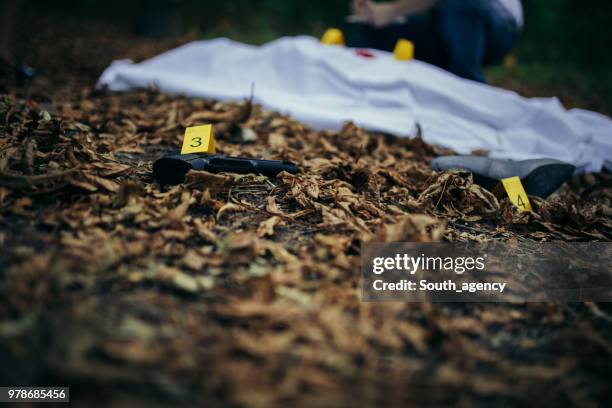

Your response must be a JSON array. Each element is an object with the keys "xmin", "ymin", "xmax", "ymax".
[{"xmin": 343, "ymin": 0, "xmax": 521, "ymax": 82}]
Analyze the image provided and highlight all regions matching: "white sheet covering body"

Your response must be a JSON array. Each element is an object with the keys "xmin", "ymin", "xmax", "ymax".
[{"xmin": 97, "ymin": 36, "xmax": 612, "ymax": 172}]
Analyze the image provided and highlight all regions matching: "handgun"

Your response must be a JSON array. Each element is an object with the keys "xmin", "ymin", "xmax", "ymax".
[{"xmin": 153, "ymin": 153, "xmax": 298, "ymax": 185}]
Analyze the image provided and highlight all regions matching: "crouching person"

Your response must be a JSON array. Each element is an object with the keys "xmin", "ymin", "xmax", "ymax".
[{"xmin": 346, "ymin": 0, "xmax": 523, "ymax": 83}]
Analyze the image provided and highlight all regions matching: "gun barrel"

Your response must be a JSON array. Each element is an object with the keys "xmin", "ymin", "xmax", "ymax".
[{"xmin": 153, "ymin": 154, "xmax": 298, "ymax": 185}]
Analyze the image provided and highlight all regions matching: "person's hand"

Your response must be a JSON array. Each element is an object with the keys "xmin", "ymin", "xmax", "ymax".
[{"xmin": 351, "ymin": 0, "xmax": 401, "ymax": 27}]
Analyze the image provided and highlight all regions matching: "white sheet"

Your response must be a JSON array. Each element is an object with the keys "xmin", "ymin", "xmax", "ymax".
[{"xmin": 97, "ymin": 36, "xmax": 612, "ymax": 172}]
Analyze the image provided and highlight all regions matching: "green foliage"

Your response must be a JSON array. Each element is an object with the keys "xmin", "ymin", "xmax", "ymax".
[
  {"xmin": 517, "ymin": 0, "xmax": 612, "ymax": 111},
  {"xmin": 521, "ymin": 0, "xmax": 612, "ymax": 67},
  {"xmin": 31, "ymin": 0, "xmax": 612, "ymax": 69},
  {"xmin": 29, "ymin": 0, "xmax": 612, "ymax": 109}
]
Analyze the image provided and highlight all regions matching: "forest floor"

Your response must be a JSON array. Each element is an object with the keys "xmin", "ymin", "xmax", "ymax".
[{"xmin": 1, "ymin": 14, "xmax": 611, "ymax": 408}]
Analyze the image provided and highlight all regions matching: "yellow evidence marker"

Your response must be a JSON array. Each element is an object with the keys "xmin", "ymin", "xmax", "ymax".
[
  {"xmin": 321, "ymin": 28, "xmax": 345, "ymax": 46},
  {"xmin": 181, "ymin": 124, "xmax": 216, "ymax": 155},
  {"xmin": 493, "ymin": 176, "xmax": 532, "ymax": 212},
  {"xmin": 393, "ymin": 39, "xmax": 414, "ymax": 61}
]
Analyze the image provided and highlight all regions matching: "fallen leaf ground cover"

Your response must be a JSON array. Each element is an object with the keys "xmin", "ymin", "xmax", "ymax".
[{"xmin": 1, "ymin": 15, "xmax": 611, "ymax": 408}]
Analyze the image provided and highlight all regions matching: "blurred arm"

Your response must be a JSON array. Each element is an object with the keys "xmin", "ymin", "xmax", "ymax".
[{"xmin": 351, "ymin": 0, "xmax": 438, "ymax": 27}]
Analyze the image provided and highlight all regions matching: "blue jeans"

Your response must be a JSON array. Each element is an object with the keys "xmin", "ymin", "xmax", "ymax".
[{"xmin": 344, "ymin": 0, "xmax": 520, "ymax": 82}]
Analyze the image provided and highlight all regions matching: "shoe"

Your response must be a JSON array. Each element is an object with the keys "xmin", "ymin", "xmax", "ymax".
[{"xmin": 430, "ymin": 156, "xmax": 575, "ymax": 198}]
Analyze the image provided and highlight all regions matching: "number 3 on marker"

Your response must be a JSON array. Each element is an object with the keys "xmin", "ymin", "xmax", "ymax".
[{"xmin": 190, "ymin": 137, "xmax": 202, "ymax": 148}]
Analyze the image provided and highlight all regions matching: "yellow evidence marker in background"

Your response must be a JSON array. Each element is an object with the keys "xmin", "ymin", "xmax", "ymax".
[
  {"xmin": 394, "ymin": 39, "xmax": 414, "ymax": 61},
  {"xmin": 181, "ymin": 124, "xmax": 216, "ymax": 155},
  {"xmin": 321, "ymin": 28, "xmax": 345, "ymax": 46},
  {"xmin": 493, "ymin": 176, "xmax": 532, "ymax": 212}
]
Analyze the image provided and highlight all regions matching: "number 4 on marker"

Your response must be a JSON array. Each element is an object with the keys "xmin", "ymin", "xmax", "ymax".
[
  {"xmin": 494, "ymin": 176, "xmax": 532, "ymax": 212},
  {"xmin": 181, "ymin": 124, "xmax": 216, "ymax": 154},
  {"xmin": 516, "ymin": 194, "xmax": 526, "ymax": 209}
]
